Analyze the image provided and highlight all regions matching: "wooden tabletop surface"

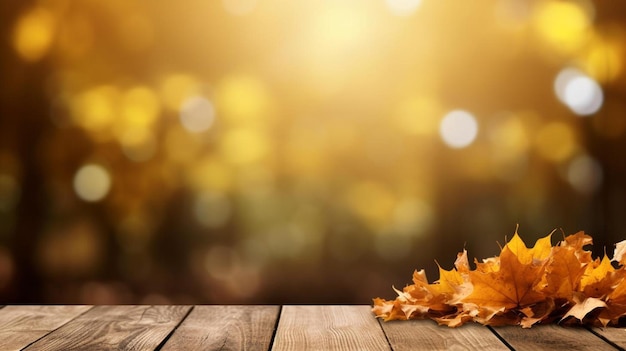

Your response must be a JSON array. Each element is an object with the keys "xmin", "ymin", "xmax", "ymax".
[{"xmin": 0, "ymin": 305, "xmax": 623, "ymax": 350}]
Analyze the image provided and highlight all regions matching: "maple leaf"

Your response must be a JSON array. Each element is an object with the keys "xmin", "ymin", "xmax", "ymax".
[
  {"xmin": 560, "ymin": 231, "xmax": 593, "ymax": 264},
  {"xmin": 372, "ymin": 228, "xmax": 626, "ymax": 328},
  {"xmin": 541, "ymin": 246, "xmax": 587, "ymax": 300},
  {"xmin": 520, "ymin": 299, "xmax": 555, "ymax": 328},
  {"xmin": 462, "ymin": 239, "xmax": 545, "ymax": 310},
  {"xmin": 506, "ymin": 231, "xmax": 552, "ymax": 265},
  {"xmin": 580, "ymin": 255, "xmax": 623, "ymax": 299}
]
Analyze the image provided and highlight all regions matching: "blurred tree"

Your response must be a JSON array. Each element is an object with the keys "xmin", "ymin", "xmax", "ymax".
[{"xmin": 0, "ymin": 1, "xmax": 47, "ymax": 302}]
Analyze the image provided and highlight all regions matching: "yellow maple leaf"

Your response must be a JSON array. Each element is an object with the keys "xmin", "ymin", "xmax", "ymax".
[{"xmin": 506, "ymin": 231, "xmax": 552, "ymax": 265}]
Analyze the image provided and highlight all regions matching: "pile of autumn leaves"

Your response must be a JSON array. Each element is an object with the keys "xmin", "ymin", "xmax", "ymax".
[{"xmin": 372, "ymin": 230, "xmax": 626, "ymax": 328}]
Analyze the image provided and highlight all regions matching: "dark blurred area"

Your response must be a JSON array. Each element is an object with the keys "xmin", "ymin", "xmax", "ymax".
[{"xmin": 1, "ymin": 0, "xmax": 626, "ymax": 304}]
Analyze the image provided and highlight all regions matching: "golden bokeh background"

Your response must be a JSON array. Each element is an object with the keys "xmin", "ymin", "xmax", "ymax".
[{"xmin": 1, "ymin": 0, "xmax": 626, "ymax": 304}]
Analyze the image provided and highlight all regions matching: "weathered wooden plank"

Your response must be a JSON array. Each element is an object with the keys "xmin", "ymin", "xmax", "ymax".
[
  {"xmin": 381, "ymin": 319, "xmax": 509, "ymax": 350},
  {"xmin": 492, "ymin": 325, "xmax": 616, "ymax": 351},
  {"xmin": 25, "ymin": 305, "xmax": 191, "ymax": 351},
  {"xmin": 589, "ymin": 327, "xmax": 626, "ymax": 349},
  {"xmin": 271, "ymin": 305, "xmax": 390, "ymax": 351},
  {"xmin": 0, "ymin": 305, "xmax": 91, "ymax": 351},
  {"xmin": 161, "ymin": 305, "xmax": 278, "ymax": 351}
]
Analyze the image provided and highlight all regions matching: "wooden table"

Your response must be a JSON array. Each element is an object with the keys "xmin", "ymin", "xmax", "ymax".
[{"xmin": 0, "ymin": 305, "xmax": 624, "ymax": 350}]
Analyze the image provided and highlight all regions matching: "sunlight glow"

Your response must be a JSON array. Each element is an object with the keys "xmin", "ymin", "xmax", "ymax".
[
  {"xmin": 385, "ymin": 0, "xmax": 423, "ymax": 16},
  {"xmin": 222, "ymin": 0, "xmax": 257, "ymax": 16}
]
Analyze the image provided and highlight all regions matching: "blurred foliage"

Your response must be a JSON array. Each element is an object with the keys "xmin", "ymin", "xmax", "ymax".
[{"xmin": 1, "ymin": 0, "xmax": 626, "ymax": 304}]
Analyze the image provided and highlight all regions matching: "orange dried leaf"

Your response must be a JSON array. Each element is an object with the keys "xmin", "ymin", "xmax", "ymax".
[
  {"xmin": 463, "ymin": 245, "xmax": 545, "ymax": 310},
  {"xmin": 372, "ymin": 228, "xmax": 626, "ymax": 328},
  {"xmin": 542, "ymin": 246, "xmax": 586, "ymax": 300}
]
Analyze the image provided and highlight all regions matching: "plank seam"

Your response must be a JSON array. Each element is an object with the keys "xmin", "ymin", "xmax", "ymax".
[
  {"xmin": 585, "ymin": 326, "xmax": 626, "ymax": 351},
  {"xmin": 20, "ymin": 305, "xmax": 97, "ymax": 351},
  {"xmin": 486, "ymin": 326, "xmax": 516, "ymax": 351},
  {"xmin": 377, "ymin": 318, "xmax": 396, "ymax": 351},
  {"xmin": 153, "ymin": 305, "xmax": 195, "ymax": 351},
  {"xmin": 268, "ymin": 305, "xmax": 283, "ymax": 350}
]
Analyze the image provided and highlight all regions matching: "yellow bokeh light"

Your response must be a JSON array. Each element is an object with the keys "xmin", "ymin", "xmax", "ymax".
[
  {"xmin": 220, "ymin": 128, "xmax": 270, "ymax": 165},
  {"xmin": 71, "ymin": 85, "xmax": 120, "ymax": 133},
  {"xmin": 121, "ymin": 86, "xmax": 161, "ymax": 129},
  {"xmin": 187, "ymin": 158, "xmax": 233, "ymax": 192},
  {"xmin": 489, "ymin": 114, "xmax": 529, "ymax": 161},
  {"xmin": 580, "ymin": 34, "xmax": 624, "ymax": 83},
  {"xmin": 393, "ymin": 96, "xmax": 442, "ymax": 136},
  {"xmin": 13, "ymin": 6, "xmax": 56, "ymax": 62},
  {"xmin": 160, "ymin": 74, "xmax": 201, "ymax": 111},
  {"xmin": 344, "ymin": 181, "xmax": 396, "ymax": 232},
  {"xmin": 391, "ymin": 197, "xmax": 434, "ymax": 237},
  {"xmin": 533, "ymin": 1, "xmax": 592, "ymax": 53},
  {"xmin": 534, "ymin": 122, "xmax": 578, "ymax": 162},
  {"xmin": 215, "ymin": 75, "xmax": 270, "ymax": 126}
]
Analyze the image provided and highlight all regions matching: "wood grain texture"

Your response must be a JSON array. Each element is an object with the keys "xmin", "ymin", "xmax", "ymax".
[
  {"xmin": 271, "ymin": 305, "xmax": 390, "ymax": 351},
  {"xmin": 381, "ymin": 319, "xmax": 509, "ymax": 351},
  {"xmin": 25, "ymin": 305, "xmax": 191, "ymax": 351},
  {"xmin": 161, "ymin": 305, "xmax": 278, "ymax": 351},
  {"xmin": 0, "ymin": 305, "xmax": 91, "ymax": 351},
  {"xmin": 589, "ymin": 327, "xmax": 626, "ymax": 349},
  {"xmin": 492, "ymin": 324, "xmax": 615, "ymax": 351}
]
